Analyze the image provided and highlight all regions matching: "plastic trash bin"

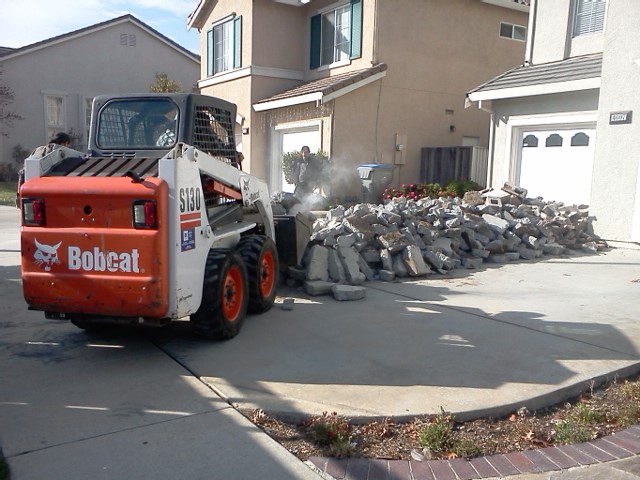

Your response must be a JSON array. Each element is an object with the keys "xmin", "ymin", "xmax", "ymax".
[{"xmin": 357, "ymin": 163, "xmax": 395, "ymax": 203}]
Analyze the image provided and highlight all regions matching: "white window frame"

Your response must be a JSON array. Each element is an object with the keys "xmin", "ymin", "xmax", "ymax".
[
  {"xmin": 43, "ymin": 92, "xmax": 67, "ymax": 141},
  {"xmin": 499, "ymin": 22, "xmax": 526, "ymax": 41},
  {"xmin": 206, "ymin": 14, "xmax": 240, "ymax": 77},
  {"xmin": 572, "ymin": 0, "xmax": 607, "ymax": 37},
  {"xmin": 320, "ymin": 3, "xmax": 352, "ymax": 67}
]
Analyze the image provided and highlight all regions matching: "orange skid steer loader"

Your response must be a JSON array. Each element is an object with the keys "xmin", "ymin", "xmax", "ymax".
[{"xmin": 19, "ymin": 93, "xmax": 283, "ymax": 340}]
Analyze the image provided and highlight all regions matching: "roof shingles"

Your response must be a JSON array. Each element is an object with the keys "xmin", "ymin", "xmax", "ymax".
[{"xmin": 255, "ymin": 63, "xmax": 387, "ymax": 105}]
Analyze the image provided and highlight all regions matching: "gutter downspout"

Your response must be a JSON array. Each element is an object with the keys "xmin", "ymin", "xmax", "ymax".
[
  {"xmin": 477, "ymin": 100, "xmax": 497, "ymax": 189},
  {"xmin": 524, "ymin": 0, "xmax": 537, "ymax": 65}
]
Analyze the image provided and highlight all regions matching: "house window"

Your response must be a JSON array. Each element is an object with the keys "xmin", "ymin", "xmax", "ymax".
[
  {"xmin": 571, "ymin": 132, "xmax": 590, "ymax": 146},
  {"xmin": 523, "ymin": 134, "xmax": 538, "ymax": 147},
  {"xmin": 499, "ymin": 22, "xmax": 527, "ymax": 41},
  {"xmin": 545, "ymin": 134, "xmax": 563, "ymax": 147},
  {"xmin": 206, "ymin": 15, "xmax": 241, "ymax": 77},
  {"xmin": 45, "ymin": 95, "xmax": 65, "ymax": 140},
  {"xmin": 310, "ymin": 0, "xmax": 362, "ymax": 69},
  {"xmin": 573, "ymin": 0, "xmax": 607, "ymax": 37}
]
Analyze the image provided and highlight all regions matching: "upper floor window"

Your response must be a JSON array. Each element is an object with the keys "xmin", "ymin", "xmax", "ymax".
[
  {"xmin": 573, "ymin": 0, "xmax": 607, "ymax": 37},
  {"xmin": 499, "ymin": 22, "xmax": 526, "ymax": 41},
  {"xmin": 206, "ymin": 15, "xmax": 241, "ymax": 77},
  {"xmin": 310, "ymin": 0, "xmax": 362, "ymax": 69}
]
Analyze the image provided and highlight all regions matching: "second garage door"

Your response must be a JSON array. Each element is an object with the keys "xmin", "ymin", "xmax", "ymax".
[{"xmin": 519, "ymin": 128, "xmax": 596, "ymax": 206}]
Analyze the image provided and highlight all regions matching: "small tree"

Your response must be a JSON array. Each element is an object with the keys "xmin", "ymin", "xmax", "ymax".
[
  {"xmin": 0, "ymin": 68, "xmax": 23, "ymax": 137},
  {"xmin": 149, "ymin": 72, "xmax": 183, "ymax": 93}
]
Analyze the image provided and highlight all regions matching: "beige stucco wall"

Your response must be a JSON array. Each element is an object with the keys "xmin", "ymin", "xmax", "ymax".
[
  {"xmin": 197, "ymin": 0, "xmax": 527, "ymax": 196},
  {"xmin": 369, "ymin": 0, "xmax": 527, "ymax": 186},
  {"xmin": 589, "ymin": 0, "xmax": 640, "ymax": 241},
  {"xmin": 0, "ymin": 20, "xmax": 199, "ymax": 166},
  {"xmin": 531, "ymin": 0, "xmax": 605, "ymax": 64}
]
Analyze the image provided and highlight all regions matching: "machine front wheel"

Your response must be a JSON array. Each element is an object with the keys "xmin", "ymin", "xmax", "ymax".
[
  {"xmin": 190, "ymin": 249, "xmax": 249, "ymax": 340},
  {"xmin": 236, "ymin": 235, "xmax": 279, "ymax": 313}
]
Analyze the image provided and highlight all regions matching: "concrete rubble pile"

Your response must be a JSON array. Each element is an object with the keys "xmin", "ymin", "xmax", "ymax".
[{"xmin": 284, "ymin": 187, "xmax": 607, "ymax": 300}]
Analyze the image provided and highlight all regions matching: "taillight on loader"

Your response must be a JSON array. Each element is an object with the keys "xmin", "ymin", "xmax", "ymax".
[
  {"xmin": 132, "ymin": 200, "xmax": 157, "ymax": 229},
  {"xmin": 21, "ymin": 198, "xmax": 46, "ymax": 226}
]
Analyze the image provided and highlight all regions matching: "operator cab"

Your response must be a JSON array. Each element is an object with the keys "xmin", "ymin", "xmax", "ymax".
[{"xmin": 89, "ymin": 93, "xmax": 239, "ymax": 165}]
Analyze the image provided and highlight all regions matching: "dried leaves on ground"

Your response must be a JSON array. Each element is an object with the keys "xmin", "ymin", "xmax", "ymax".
[{"xmin": 246, "ymin": 375, "xmax": 640, "ymax": 462}]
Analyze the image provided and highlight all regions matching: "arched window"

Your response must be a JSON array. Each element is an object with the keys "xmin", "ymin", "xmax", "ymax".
[
  {"xmin": 571, "ymin": 132, "xmax": 590, "ymax": 146},
  {"xmin": 545, "ymin": 133, "xmax": 563, "ymax": 147},
  {"xmin": 523, "ymin": 134, "xmax": 538, "ymax": 147}
]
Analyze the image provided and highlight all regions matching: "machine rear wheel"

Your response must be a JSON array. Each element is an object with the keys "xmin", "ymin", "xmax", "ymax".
[
  {"xmin": 236, "ymin": 235, "xmax": 279, "ymax": 313},
  {"xmin": 190, "ymin": 249, "xmax": 249, "ymax": 340}
]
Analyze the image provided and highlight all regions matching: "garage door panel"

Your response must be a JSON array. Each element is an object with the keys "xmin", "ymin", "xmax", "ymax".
[{"xmin": 520, "ymin": 128, "xmax": 595, "ymax": 205}]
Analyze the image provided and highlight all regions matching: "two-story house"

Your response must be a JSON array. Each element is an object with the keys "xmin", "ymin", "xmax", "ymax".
[
  {"xmin": 187, "ymin": 0, "xmax": 529, "ymax": 198},
  {"xmin": 467, "ymin": 0, "xmax": 640, "ymax": 242},
  {"xmin": 0, "ymin": 15, "xmax": 200, "ymax": 167}
]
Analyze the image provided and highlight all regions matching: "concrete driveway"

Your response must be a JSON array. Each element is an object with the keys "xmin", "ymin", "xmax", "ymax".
[{"xmin": 2, "ymin": 204, "xmax": 640, "ymax": 479}]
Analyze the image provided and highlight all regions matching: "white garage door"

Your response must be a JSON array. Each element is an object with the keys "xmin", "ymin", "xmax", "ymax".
[{"xmin": 519, "ymin": 128, "xmax": 595, "ymax": 205}]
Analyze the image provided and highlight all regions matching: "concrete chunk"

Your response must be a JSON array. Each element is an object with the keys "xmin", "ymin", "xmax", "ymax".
[
  {"xmin": 331, "ymin": 284, "xmax": 367, "ymax": 301},
  {"xmin": 305, "ymin": 245, "xmax": 329, "ymax": 281},
  {"xmin": 304, "ymin": 280, "xmax": 335, "ymax": 296},
  {"xmin": 402, "ymin": 245, "xmax": 431, "ymax": 276},
  {"xmin": 337, "ymin": 246, "xmax": 366, "ymax": 285}
]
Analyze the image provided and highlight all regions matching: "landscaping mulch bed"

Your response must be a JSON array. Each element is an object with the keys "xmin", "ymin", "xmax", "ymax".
[{"xmin": 246, "ymin": 374, "xmax": 640, "ymax": 462}]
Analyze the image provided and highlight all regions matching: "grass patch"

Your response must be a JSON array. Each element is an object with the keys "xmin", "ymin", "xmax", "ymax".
[
  {"xmin": 0, "ymin": 456, "xmax": 9, "ymax": 480},
  {"xmin": 0, "ymin": 182, "xmax": 17, "ymax": 207}
]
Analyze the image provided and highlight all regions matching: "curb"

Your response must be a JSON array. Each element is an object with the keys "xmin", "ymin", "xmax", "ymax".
[{"xmin": 308, "ymin": 424, "xmax": 640, "ymax": 479}]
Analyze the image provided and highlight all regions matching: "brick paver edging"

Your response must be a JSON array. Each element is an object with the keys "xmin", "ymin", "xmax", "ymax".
[{"xmin": 308, "ymin": 424, "xmax": 640, "ymax": 480}]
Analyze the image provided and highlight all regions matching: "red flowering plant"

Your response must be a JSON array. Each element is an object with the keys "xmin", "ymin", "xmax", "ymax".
[
  {"xmin": 309, "ymin": 411, "xmax": 353, "ymax": 457},
  {"xmin": 382, "ymin": 179, "xmax": 481, "ymax": 202}
]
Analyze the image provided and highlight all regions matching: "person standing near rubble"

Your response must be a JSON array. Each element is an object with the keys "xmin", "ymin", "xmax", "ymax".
[{"xmin": 292, "ymin": 145, "xmax": 316, "ymax": 198}]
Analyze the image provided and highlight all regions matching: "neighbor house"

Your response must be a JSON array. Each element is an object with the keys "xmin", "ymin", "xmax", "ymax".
[
  {"xmin": 466, "ymin": 0, "xmax": 640, "ymax": 242},
  {"xmin": 187, "ymin": 0, "xmax": 529, "ymax": 199},
  {"xmin": 0, "ymin": 15, "xmax": 200, "ymax": 168}
]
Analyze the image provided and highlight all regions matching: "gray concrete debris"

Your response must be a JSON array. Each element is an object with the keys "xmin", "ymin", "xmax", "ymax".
[
  {"xmin": 285, "ymin": 189, "xmax": 607, "ymax": 286},
  {"xmin": 281, "ymin": 298, "xmax": 295, "ymax": 310},
  {"xmin": 304, "ymin": 280, "xmax": 336, "ymax": 296},
  {"xmin": 305, "ymin": 245, "xmax": 329, "ymax": 281},
  {"xmin": 331, "ymin": 284, "xmax": 367, "ymax": 301},
  {"xmin": 378, "ymin": 269, "xmax": 395, "ymax": 282},
  {"xmin": 403, "ymin": 245, "xmax": 432, "ymax": 276},
  {"xmin": 337, "ymin": 246, "xmax": 366, "ymax": 285}
]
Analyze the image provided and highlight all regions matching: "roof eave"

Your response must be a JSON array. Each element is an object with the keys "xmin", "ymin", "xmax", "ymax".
[
  {"xmin": 253, "ymin": 92, "xmax": 323, "ymax": 112},
  {"xmin": 252, "ymin": 70, "xmax": 387, "ymax": 112},
  {"xmin": 467, "ymin": 76, "xmax": 601, "ymax": 102}
]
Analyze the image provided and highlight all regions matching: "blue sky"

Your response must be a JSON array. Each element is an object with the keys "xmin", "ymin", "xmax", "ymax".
[{"xmin": 0, "ymin": 0, "xmax": 200, "ymax": 54}]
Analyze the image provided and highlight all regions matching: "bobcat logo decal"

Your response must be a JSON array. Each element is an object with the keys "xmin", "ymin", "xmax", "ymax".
[{"xmin": 34, "ymin": 239, "xmax": 62, "ymax": 271}]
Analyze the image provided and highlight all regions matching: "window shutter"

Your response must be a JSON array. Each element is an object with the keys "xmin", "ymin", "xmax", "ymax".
[
  {"xmin": 310, "ymin": 14, "xmax": 321, "ymax": 69},
  {"xmin": 206, "ymin": 28, "xmax": 214, "ymax": 76},
  {"xmin": 350, "ymin": 0, "xmax": 362, "ymax": 59},
  {"xmin": 233, "ymin": 16, "xmax": 242, "ymax": 69}
]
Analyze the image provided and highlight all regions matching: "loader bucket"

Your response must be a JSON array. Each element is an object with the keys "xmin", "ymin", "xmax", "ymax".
[{"xmin": 273, "ymin": 213, "xmax": 313, "ymax": 268}]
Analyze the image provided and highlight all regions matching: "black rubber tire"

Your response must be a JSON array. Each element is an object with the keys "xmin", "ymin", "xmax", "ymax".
[
  {"xmin": 190, "ymin": 249, "xmax": 249, "ymax": 340},
  {"xmin": 236, "ymin": 235, "xmax": 279, "ymax": 313}
]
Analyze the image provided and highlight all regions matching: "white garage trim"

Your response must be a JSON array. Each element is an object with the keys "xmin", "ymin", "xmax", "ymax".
[{"xmin": 503, "ymin": 111, "xmax": 598, "ymax": 185}]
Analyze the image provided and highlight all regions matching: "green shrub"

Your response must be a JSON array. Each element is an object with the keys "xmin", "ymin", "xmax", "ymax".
[
  {"xmin": 453, "ymin": 438, "xmax": 483, "ymax": 459},
  {"xmin": 554, "ymin": 418, "xmax": 592, "ymax": 444},
  {"xmin": 418, "ymin": 408, "xmax": 454, "ymax": 454},
  {"xmin": 309, "ymin": 411, "xmax": 353, "ymax": 457}
]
